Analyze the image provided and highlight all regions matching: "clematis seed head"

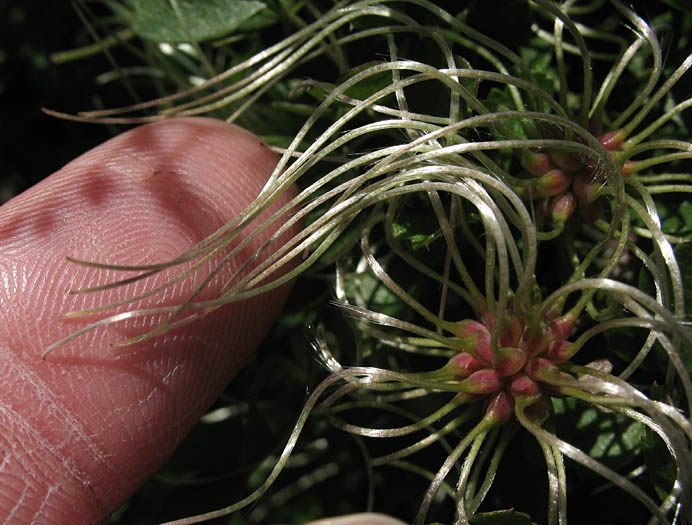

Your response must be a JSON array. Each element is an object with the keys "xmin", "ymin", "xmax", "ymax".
[
  {"xmin": 484, "ymin": 390, "xmax": 515, "ymax": 424},
  {"xmin": 458, "ymin": 368, "xmax": 504, "ymax": 395},
  {"xmin": 498, "ymin": 313, "xmax": 523, "ymax": 347},
  {"xmin": 494, "ymin": 347, "xmax": 527, "ymax": 377},
  {"xmin": 550, "ymin": 192, "xmax": 576, "ymax": 223},
  {"xmin": 535, "ymin": 169, "xmax": 571, "ymax": 198},
  {"xmin": 508, "ymin": 374, "xmax": 541, "ymax": 398},
  {"xmin": 455, "ymin": 319, "xmax": 489, "ymax": 339},
  {"xmin": 521, "ymin": 149, "xmax": 554, "ymax": 176},
  {"xmin": 549, "ymin": 150, "xmax": 581, "ymax": 172},
  {"xmin": 449, "ymin": 352, "xmax": 484, "ymax": 378},
  {"xmin": 598, "ymin": 129, "xmax": 626, "ymax": 151},
  {"xmin": 573, "ymin": 171, "xmax": 599, "ymax": 204},
  {"xmin": 545, "ymin": 340, "xmax": 576, "ymax": 363},
  {"xmin": 548, "ymin": 313, "xmax": 576, "ymax": 340},
  {"xmin": 524, "ymin": 357, "xmax": 561, "ymax": 383}
]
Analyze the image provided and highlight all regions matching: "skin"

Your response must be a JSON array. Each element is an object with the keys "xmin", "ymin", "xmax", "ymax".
[{"xmin": 0, "ymin": 117, "xmax": 403, "ymax": 525}]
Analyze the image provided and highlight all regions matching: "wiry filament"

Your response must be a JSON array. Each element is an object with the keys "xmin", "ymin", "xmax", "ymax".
[{"xmin": 46, "ymin": 2, "xmax": 692, "ymax": 523}]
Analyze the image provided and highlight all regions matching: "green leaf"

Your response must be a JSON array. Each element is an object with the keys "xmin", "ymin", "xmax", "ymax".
[
  {"xmin": 343, "ymin": 271, "xmax": 408, "ymax": 318},
  {"xmin": 552, "ymin": 397, "xmax": 645, "ymax": 469},
  {"xmin": 661, "ymin": 200, "xmax": 692, "ymax": 236},
  {"xmin": 674, "ymin": 242, "xmax": 692, "ymax": 372},
  {"xmin": 335, "ymin": 62, "xmax": 397, "ymax": 102},
  {"xmin": 234, "ymin": 0, "xmax": 303, "ymax": 32},
  {"xmin": 247, "ymin": 455, "xmax": 276, "ymax": 490},
  {"xmin": 305, "ymin": 63, "xmax": 395, "ymax": 105},
  {"xmin": 520, "ymin": 44, "xmax": 557, "ymax": 100},
  {"xmin": 131, "ymin": 0, "xmax": 266, "ymax": 43},
  {"xmin": 392, "ymin": 196, "xmax": 445, "ymax": 251},
  {"xmin": 471, "ymin": 509, "xmax": 535, "ymax": 524},
  {"xmin": 485, "ymin": 87, "xmax": 530, "ymax": 141},
  {"xmin": 642, "ymin": 383, "xmax": 677, "ymax": 501},
  {"xmin": 103, "ymin": 502, "xmax": 130, "ymax": 524},
  {"xmin": 655, "ymin": 0, "xmax": 692, "ymax": 11},
  {"xmin": 308, "ymin": 210, "xmax": 370, "ymax": 269},
  {"xmin": 676, "ymin": 241, "xmax": 692, "ymax": 311}
]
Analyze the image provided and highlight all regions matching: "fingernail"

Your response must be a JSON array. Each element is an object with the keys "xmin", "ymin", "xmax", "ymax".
[{"xmin": 306, "ymin": 513, "xmax": 408, "ymax": 525}]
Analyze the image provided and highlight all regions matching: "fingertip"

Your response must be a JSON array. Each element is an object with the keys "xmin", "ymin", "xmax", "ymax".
[{"xmin": 0, "ymin": 117, "xmax": 299, "ymax": 522}]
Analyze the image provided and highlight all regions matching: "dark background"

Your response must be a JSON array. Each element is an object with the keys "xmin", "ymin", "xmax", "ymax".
[{"xmin": 1, "ymin": 1, "xmax": 121, "ymax": 203}]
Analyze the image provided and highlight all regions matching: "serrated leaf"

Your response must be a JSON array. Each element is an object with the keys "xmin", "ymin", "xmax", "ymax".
[{"xmin": 131, "ymin": 0, "xmax": 266, "ymax": 43}]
